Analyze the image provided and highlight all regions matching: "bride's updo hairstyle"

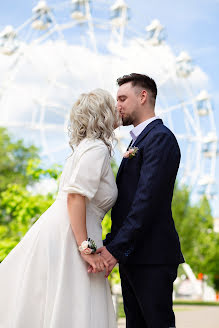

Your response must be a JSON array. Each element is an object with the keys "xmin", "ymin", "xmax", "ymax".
[{"xmin": 68, "ymin": 88, "xmax": 120, "ymax": 154}]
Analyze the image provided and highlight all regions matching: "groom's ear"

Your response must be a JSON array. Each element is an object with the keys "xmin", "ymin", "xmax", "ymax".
[{"xmin": 140, "ymin": 90, "xmax": 147, "ymax": 105}]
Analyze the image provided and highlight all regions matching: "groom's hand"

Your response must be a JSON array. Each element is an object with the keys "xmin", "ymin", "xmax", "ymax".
[
  {"xmin": 96, "ymin": 247, "xmax": 118, "ymax": 278},
  {"xmin": 81, "ymin": 253, "xmax": 108, "ymax": 274}
]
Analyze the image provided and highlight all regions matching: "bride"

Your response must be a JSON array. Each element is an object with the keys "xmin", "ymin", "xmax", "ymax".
[{"xmin": 0, "ymin": 89, "xmax": 120, "ymax": 328}]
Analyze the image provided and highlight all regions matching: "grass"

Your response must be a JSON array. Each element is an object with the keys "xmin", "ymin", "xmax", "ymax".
[
  {"xmin": 173, "ymin": 300, "xmax": 219, "ymax": 306},
  {"xmin": 117, "ymin": 299, "xmax": 219, "ymax": 318},
  {"xmin": 173, "ymin": 307, "xmax": 196, "ymax": 312}
]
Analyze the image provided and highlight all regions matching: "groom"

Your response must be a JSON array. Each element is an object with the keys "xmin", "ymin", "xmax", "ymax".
[{"xmin": 98, "ymin": 73, "xmax": 184, "ymax": 328}]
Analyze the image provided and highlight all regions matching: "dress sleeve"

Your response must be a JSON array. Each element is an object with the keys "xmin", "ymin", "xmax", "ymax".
[{"xmin": 62, "ymin": 142, "xmax": 109, "ymax": 201}]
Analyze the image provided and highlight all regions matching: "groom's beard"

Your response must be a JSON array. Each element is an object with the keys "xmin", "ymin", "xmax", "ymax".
[{"xmin": 122, "ymin": 114, "xmax": 134, "ymax": 126}]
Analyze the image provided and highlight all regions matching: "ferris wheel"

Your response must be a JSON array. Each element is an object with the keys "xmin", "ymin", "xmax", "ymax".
[{"xmin": 0, "ymin": 0, "xmax": 218, "ymax": 199}]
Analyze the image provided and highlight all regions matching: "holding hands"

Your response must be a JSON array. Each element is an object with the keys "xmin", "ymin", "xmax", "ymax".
[
  {"xmin": 86, "ymin": 247, "xmax": 118, "ymax": 278},
  {"xmin": 80, "ymin": 252, "xmax": 109, "ymax": 274},
  {"xmin": 67, "ymin": 193, "xmax": 117, "ymax": 278}
]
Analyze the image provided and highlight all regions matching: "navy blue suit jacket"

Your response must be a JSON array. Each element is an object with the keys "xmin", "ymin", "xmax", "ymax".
[{"xmin": 104, "ymin": 119, "xmax": 184, "ymax": 264}]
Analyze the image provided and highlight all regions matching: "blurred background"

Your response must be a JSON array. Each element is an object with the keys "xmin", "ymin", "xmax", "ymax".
[{"xmin": 0, "ymin": 1, "xmax": 219, "ymax": 326}]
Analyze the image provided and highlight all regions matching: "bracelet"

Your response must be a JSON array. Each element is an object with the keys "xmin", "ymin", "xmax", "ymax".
[{"xmin": 78, "ymin": 238, "xmax": 97, "ymax": 255}]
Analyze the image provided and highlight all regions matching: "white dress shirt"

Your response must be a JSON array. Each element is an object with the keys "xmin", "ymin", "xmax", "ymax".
[{"xmin": 130, "ymin": 116, "xmax": 159, "ymax": 145}]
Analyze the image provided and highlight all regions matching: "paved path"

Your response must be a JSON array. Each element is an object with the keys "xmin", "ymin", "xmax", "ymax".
[{"xmin": 117, "ymin": 305, "xmax": 219, "ymax": 327}]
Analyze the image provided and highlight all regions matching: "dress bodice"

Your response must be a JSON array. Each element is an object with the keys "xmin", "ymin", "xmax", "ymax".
[{"xmin": 57, "ymin": 138, "xmax": 118, "ymax": 218}]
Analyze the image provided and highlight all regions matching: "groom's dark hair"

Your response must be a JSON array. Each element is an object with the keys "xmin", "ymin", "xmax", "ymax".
[{"xmin": 117, "ymin": 73, "xmax": 157, "ymax": 106}]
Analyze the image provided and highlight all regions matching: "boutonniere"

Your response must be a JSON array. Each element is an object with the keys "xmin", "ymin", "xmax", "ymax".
[{"xmin": 123, "ymin": 147, "xmax": 139, "ymax": 159}]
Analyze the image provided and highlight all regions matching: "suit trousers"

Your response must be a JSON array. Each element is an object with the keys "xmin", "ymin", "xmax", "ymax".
[{"xmin": 119, "ymin": 263, "xmax": 178, "ymax": 328}]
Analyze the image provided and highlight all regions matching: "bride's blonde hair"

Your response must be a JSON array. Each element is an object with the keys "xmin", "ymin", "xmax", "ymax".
[{"xmin": 68, "ymin": 88, "xmax": 120, "ymax": 154}]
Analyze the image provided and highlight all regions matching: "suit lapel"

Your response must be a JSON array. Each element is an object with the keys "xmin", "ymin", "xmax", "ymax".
[
  {"xmin": 132, "ymin": 119, "xmax": 163, "ymax": 148},
  {"xmin": 116, "ymin": 119, "xmax": 163, "ymax": 181}
]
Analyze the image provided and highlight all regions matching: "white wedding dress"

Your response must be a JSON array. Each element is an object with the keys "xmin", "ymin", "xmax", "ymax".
[{"xmin": 0, "ymin": 138, "xmax": 118, "ymax": 328}]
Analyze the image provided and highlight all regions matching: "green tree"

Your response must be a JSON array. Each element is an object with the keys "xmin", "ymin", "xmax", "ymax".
[
  {"xmin": 172, "ymin": 183, "xmax": 219, "ymax": 285},
  {"xmin": 0, "ymin": 128, "xmax": 61, "ymax": 261},
  {"xmin": 0, "ymin": 127, "xmax": 60, "ymax": 191},
  {"xmin": 0, "ymin": 184, "xmax": 55, "ymax": 261},
  {"xmin": 0, "ymin": 127, "xmax": 39, "ymax": 191}
]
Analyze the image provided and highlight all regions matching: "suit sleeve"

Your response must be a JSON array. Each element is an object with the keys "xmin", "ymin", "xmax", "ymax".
[
  {"xmin": 106, "ymin": 133, "xmax": 179, "ymax": 262},
  {"xmin": 103, "ymin": 232, "xmax": 112, "ymax": 246}
]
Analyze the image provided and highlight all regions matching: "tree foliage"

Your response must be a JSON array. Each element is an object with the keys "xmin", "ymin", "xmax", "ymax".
[
  {"xmin": 0, "ymin": 184, "xmax": 55, "ymax": 261},
  {"xmin": 172, "ymin": 183, "xmax": 218, "ymax": 276},
  {"xmin": 0, "ymin": 127, "xmax": 39, "ymax": 191},
  {"xmin": 0, "ymin": 128, "xmax": 60, "ymax": 261}
]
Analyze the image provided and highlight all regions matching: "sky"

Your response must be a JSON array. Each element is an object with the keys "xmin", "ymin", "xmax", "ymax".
[{"xmin": 0, "ymin": 0, "xmax": 218, "ymax": 216}]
